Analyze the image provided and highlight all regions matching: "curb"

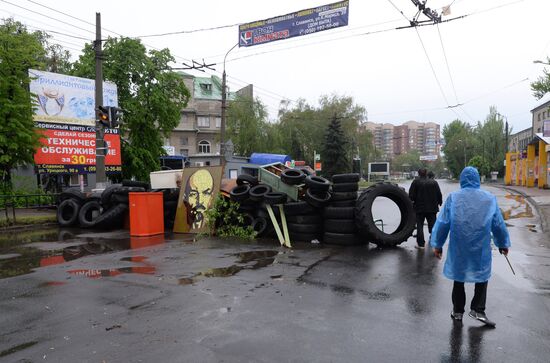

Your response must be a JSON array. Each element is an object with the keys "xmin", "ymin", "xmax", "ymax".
[
  {"xmin": 493, "ymin": 185, "xmax": 547, "ymax": 233},
  {"xmin": 1, "ymin": 222, "xmax": 58, "ymax": 233}
]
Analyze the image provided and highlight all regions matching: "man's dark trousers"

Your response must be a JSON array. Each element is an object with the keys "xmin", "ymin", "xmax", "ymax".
[
  {"xmin": 416, "ymin": 212, "xmax": 436, "ymax": 247},
  {"xmin": 452, "ymin": 281, "xmax": 488, "ymax": 313}
]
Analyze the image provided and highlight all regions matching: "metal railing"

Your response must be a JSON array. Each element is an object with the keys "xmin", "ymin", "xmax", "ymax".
[{"xmin": 1, "ymin": 194, "xmax": 58, "ymax": 226}]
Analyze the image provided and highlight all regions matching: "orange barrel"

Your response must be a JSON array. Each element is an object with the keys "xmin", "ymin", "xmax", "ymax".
[{"xmin": 129, "ymin": 192, "xmax": 164, "ymax": 236}]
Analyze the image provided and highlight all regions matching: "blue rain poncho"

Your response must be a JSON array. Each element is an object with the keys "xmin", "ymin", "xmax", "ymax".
[{"xmin": 430, "ymin": 167, "xmax": 511, "ymax": 283}]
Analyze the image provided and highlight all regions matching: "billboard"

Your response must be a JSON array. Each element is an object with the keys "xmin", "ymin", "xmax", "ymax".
[
  {"xmin": 29, "ymin": 69, "xmax": 121, "ymax": 174},
  {"xmin": 420, "ymin": 155, "xmax": 438, "ymax": 161},
  {"xmin": 239, "ymin": 1, "xmax": 349, "ymax": 47}
]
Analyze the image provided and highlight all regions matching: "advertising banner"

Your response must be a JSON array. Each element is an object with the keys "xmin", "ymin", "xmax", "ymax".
[
  {"xmin": 239, "ymin": 1, "xmax": 349, "ymax": 47},
  {"xmin": 29, "ymin": 69, "xmax": 121, "ymax": 174},
  {"xmin": 33, "ymin": 122, "xmax": 121, "ymax": 174},
  {"xmin": 29, "ymin": 69, "xmax": 118, "ymax": 126}
]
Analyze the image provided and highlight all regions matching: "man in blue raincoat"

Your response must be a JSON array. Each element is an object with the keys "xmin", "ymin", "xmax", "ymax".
[{"xmin": 430, "ymin": 167, "xmax": 510, "ymax": 326}]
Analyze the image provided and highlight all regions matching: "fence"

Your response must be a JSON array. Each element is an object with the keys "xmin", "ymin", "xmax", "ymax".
[{"xmin": 0, "ymin": 194, "xmax": 58, "ymax": 226}]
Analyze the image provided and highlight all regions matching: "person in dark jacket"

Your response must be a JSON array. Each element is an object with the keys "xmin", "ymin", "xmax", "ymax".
[{"xmin": 409, "ymin": 168, "xmax": 443, "ymax": 248}]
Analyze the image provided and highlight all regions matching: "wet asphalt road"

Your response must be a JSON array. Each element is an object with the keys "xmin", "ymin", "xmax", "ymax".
[{"xmin": 0, "ymin": 180, "xmax": 549, "ymax": 362}]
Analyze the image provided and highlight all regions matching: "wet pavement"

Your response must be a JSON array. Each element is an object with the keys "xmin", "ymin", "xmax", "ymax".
[{"xmin": 0, "ymin": 180, "xmax": 549, "ymax": 362}]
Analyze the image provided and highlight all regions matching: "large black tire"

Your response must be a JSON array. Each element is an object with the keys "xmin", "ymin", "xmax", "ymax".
[
  {"xmin": 94, "ymin": 203, "xmax": 128, "ymax": 229},
  {"xmin": 332, "ymin": 173, "xmax": 360, "ymax": 183},
  {"xmin": 330, "ymin": 200, "xmax": 357, "ymax": 208},
  {"xmin": 323, "ymin": 206, "xmax": 355, "ymax": 220},
  {"xmin": 122, "ymin": 180, "xmax": 151, "ymax": 190},
  {"xmin": 237, "ymin": 174, "xmax": 259, "ymax": 186},
  {"xmin": 285, "ymin": 214, "xmax": 322, "ymax": 224},
  {"xmin": 305, "ymin": 189, "xmax": 331, "ymax": 208},
  {"xmin": 241, "ymin": 212, "xmax": 255, "ymax": 226},
  {"xmin": 230, "ymin": 185, "xmax": 250, "ymax": 202},
  {"xmin": 111, "ymin": 193, "xmax": 129, "ymax": 204},
  {"xmin": 264, "ymin": 192, "xmax": 287, "ymax": 205},
  {"xmin": 355, "ymin": 182, "xmax": 415, "ymax": 247},
  {"xmin": 59, "ymin": 188, "xmax": 85, "ymax": 205},
  {"xmin": 283, "ymin": 201, "xmax": 316, "ymax": 216},
  {"xmin": 100, "ymin": 184, "xmax": 122, "ymax": 207},
  {"xmin": 249, "ymin": 184, "xmax": 272, "ymax": 202},
  {"xmin": 289, "ymin": 232, "xmax": 321, "ymax": 242},
  {"xmin": 287, "ymin": 223, "xmax": 322, "ymax": 234},
  {"xmin": 57, "ymin": 199, "xmax": 80, "ymax": 227},
  {"xmin": 78, "ymin": 200, "xmax": 102, "ymax": 228},
  {"xmin": 331, "ymin": 191, "xmax": 358, "ymax": 201},
  {"xmin": 305, "ymin": 175, "xmax": 331, "ymax": 192},
  {"xmin": 331, "ymin": 183, "xmax": 359, "ymax": 192},
  {"xmin": 323, "ymin": 232, "xmax": 362, "ymax": 246},
  {"xmin": 324, "ymin": 219, "xmax": 356, "ymax": 234},
  {"xmin": 281, "ymin": 169, "xmax": 306, "ymax": 185}
]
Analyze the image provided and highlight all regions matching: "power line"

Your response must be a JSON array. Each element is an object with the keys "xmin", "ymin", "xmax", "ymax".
[
  {"xmin": 436, "ymin": 23, "xmax": 459, "ymax": 104},
  {"xmin": 385, "ymin": 0, "xmax": 412, "ymax": 22},
  {"xmin": 134, "ymin": 22, "xmax": 241, "ymax": 38},
  {"xmin": 0, "ymin": 0, "xmax": 95, "ymax": 35}
]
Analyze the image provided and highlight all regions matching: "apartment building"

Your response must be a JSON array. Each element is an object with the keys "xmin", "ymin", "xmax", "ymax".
[
  {"xmin": 166, "ymin": 72, "xmax": 253, "ymax": 166},
  {"xmin": 363, "ymin": 120, "xmax": 441, "ymax": 159}
]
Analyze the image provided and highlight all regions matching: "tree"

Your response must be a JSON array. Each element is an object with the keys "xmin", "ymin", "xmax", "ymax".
[
  {"xmin": 226, "ymin": 95, "xmax": 269, "ymax": 156},
  {"xmin": 0, "ymin": 19, "xmax": 46, "ymax": 188},
  {"xmin": 72, "ymin": 37, "xmax": 190, "ymax": 180},
  {"xmin": 531, "ymin": 57, "xmax": 550, "ymax": 100},
  {"xmin": 474, "ymin": 107, "xmax": 507, "ymax": 175},
  {"xmin": 468, "ymin": 155, "xmax": 490, "ymax": 177},
  {"xmin": 442, "ymin": 119, "xmax": 475, "ymax": 178},
  {"xmin": 322, "ymin": 116, "xmax": 349, "ymax": 178}
]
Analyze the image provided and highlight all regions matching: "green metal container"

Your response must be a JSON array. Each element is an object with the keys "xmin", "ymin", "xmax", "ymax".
[{"xmin": 258, "ymin": 162, "xmax": 300, "ymax": 201}]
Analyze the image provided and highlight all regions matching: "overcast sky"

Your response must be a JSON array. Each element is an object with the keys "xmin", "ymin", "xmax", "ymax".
[{"xmin": 2, "ymin": 0, "xmax": 549, "ymax": 133}]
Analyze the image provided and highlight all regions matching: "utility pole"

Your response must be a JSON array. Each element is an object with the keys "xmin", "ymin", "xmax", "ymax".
[
  {"xmin": 94, "ymin": 12, "xmax": 106, "ymax": 189},
  {"xmin": 220, "ymin": 43, "xmax": 238, "ymax": 166}
]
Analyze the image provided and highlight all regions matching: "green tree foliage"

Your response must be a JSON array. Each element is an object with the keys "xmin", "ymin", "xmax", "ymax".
[
  {"xmin": 0, "ymin": 19, "xmax": 46, "ymax": 187},
  {"xmin": 277, "ymin": 95, "xmax": 369, "ymax": 166},
  {"xmin": 226, "ymin": 95, "xmax": 269, "ymax": 156},
  {"xmin": 322, "ymin": 116, "xmax": 349, "ymax": 178},
  {"xmin": 442, "ymin": 119, "xmax": 475, "ymax": 178},
  {"xmin": 392, "ymin": 150, "xmax": 424, "ymax": 173},
  {"xmin": 474, "ymin": 107, "xmax": 508, "ymax": 176},
  {"xmin": 531, "ymin": 57, "xmax": 550, "ymax": 100},
  {"xmin": 468, "ymin": 155, "xmax": 490, "ymax": 177},
  {"xmin": 72, "ymin": 37, "xmax": 190, "ymax": 180}
]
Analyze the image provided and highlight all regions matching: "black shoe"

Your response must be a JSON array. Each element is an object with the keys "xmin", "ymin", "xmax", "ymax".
[
  {"xmin": 468, "ymin": 310, "xmax": 496, "ymax": 327},
  {"xmin": 415, "ymin": 245, "xmax": 425, "ymax": 249},
  {"xmin": 450, "ymin": 311, "xmax": 463, "ymax": 321}
]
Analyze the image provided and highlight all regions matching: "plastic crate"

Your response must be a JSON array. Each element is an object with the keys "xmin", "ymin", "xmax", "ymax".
[{"xmin": 258, "ymin": 162, "xmax": 300, "ymax": 201}]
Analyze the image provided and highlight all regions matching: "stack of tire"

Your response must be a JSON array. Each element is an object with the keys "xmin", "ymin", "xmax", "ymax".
[
  {"xmin": 227, "ymin": 169, "xmax": 332, "ymax": 242},
  {"xmin": 56, "ymin": 180, "xmax": 149, "ymax": 229},
  {"xmin": 323, "ymin": 173, "xmax": 362, "ymax": 246},
  {"xmin": 355, "ymin": 182, "xmax": 416, "ymax": 247}
]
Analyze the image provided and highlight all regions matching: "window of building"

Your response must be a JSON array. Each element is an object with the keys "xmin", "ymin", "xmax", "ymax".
[
  {"xmin": 198, "ymin": 140, "xmax": 211, "ymax": 154},
  {"xmin": 200, "ymin": 83, "xmax": 212, "ymax": 92},
  {"xmin": 538, "ymin": 114, "xmax": 541, "ymax": 121},
  {"xmin": 180, "ymin": 136, "xmax": 188, "ymax": 145},
  {"xmin": 180, "ymin": 149, "xmax": 189, "ymax": 156},
  {"xmin": 544, "ymin": 111, "xmax": 547, "ymax": 119},
  {"xmin": 215, "ymin": 117, "xmax": 221, "ymax": 128},
  {"xmin": 197, "ymin": 116, "xmax": 210, "ymax": 128}
]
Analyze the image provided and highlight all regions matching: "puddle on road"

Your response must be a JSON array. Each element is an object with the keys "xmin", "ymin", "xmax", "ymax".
[
  {"xmin": 502, "ymin": 194, "xmax": 534, "ymax": 220},
  {"xmin": 0, "ymin": 229, "xmax": 165, "ymax": 280},
  {"xmin": 67, "ymin": 266, "xmax": 156, "ymax": 279},
  {"xmin": 178, "ymin": 250, "xmax": 278, "ymax": 285}
]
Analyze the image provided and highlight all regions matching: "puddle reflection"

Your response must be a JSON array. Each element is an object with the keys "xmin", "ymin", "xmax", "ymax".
[
  {"xmin": 179, "ymin": 250, "xmax": 278, "ymax": 285},
  {"xmin": 502, "ymin": 194, "xmax": 534, "ymax": 220}
]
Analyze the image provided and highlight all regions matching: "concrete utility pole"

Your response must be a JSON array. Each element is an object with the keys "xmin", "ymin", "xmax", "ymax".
[
  {"xmin": 95, "ymin": 12, "xmax": 106, "ymax": 188},
  {"xmin": 220, "ymin": 43, "xmax": 238, "ymax": 166}
]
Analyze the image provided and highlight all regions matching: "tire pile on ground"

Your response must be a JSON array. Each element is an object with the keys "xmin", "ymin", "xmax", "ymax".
[
  {"xmin": 56, "ymin": 180, "xmax": 178, "ymax": 230},
  {"xmin": 227, "ymin": 171, "xmax": 365, "ymax": 244},
  {"xmin": 323, "ymin": 173, "xmax": 361, "ymax": 246}
]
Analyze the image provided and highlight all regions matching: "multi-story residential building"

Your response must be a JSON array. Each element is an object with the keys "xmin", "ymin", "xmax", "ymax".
[
  {"xmin": 508, "ymin": 127, "xmax": 533, "ymax": 154},
  {"xmin": 166, "ymin": 72, "xmax": 253, "ymax": 166},
  {"xmin": 531, "ymin": 98, "xmax": 550, "ymax": 135},
  {"xmin": 363, "ymin": 120, "xmax": 441, "ymax": 159}
]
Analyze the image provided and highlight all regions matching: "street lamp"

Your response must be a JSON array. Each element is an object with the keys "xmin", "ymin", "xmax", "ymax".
[
  {"xmin": 220, "ymin": 42, "xmax": 239, "ymax": 166},
  {"xmin": 533, "ymin": 60, "xmax": 550, "ymax": 65}
]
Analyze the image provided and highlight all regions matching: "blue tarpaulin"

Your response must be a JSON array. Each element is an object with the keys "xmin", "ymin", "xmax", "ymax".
[{"xmin": 250, "ymin": 153, "xmax": 291, "ymax": 166}]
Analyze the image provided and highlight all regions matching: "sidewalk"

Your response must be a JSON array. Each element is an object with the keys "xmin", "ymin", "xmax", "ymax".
[{"xmin": 494, "ymin": 184, "xmax": 550, "ymax": 233}]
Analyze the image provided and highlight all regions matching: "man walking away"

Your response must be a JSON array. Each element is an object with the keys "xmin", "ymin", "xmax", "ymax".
[
  {"xmin": 409, "ymin": 168, "xmax": 442, "ymax": 248},
  {"xmin": 430, "ymin": 167, "xmax": 510, "ymax": 327}
]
